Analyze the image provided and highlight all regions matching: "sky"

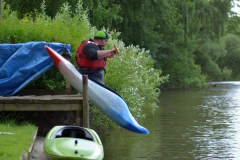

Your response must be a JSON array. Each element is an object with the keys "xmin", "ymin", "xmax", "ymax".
[{"xmin": 232, "ymin": 0, "xmax": 240, "ymax": 14}]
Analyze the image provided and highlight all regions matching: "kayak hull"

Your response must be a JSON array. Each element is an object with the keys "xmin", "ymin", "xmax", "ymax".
[
  {"xmin": 44, "ymin": 45, "xmax": 149, "ymax": 134},
  {"xmin": 44, "ymin": 126, "xmax": 104, "ymax": 160}
]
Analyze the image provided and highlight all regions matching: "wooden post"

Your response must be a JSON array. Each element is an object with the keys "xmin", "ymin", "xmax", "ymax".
[
  {"xmin": 65, "ymin": 79, "xmax": 71, "ymax": 90},
  {"xmin": 75, "ymin": 112, "xmax": 81, "ymax": 126},
  {"xmin": 82, "ymin": 75, "xmax": 89, "ymax": 128}
]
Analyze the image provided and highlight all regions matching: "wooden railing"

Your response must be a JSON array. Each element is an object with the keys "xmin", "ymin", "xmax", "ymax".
[{"xmin": 0, "ymin": 76, "xmax": 89, "ymax": 127}]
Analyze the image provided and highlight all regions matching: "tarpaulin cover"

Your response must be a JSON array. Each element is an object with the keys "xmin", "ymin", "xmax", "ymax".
[{"xmin": 0, "ymin": 42, "xmax": 72, "ymax": 96}]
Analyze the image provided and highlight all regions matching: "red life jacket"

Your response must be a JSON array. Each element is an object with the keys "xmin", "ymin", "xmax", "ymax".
[{"xmin": 76, "ymin": 40, "xmax": 106, "ymax": 69}]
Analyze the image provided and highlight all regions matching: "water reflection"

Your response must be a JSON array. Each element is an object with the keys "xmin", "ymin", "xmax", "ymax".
[
  {"xmin": 190, "ymin": 82, "xmax": 240, "ymax": 159},
  {"xmin": 100, "ymin": 81, "xmax": 240, "ymax": 159}
]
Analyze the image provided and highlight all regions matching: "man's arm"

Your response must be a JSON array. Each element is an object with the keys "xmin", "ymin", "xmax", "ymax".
[{"xmin": 83, "ymin": 44, "xmax": 115, "ymax": 60}]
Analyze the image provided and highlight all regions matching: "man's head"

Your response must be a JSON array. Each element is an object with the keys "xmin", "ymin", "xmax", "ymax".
[{"xmin": 94, "ymin": 31, "xmax": 109, "ymax": 47}]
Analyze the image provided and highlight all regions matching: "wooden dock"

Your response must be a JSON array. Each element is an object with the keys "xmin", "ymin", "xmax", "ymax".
[{"xmin": 0, "ymin": 76, "xmax": 90, "ymax": 128}]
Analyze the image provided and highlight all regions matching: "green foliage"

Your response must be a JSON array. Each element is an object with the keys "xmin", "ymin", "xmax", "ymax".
[
  {"xmin": 0, "ymin": 1, "xmax": 165, "ymax": 129},
  {"xmin": 27, "ymin": 67, "xmax": 66, "ymax": 90},
  {"xmin": 90, "ymin": 103, "xmax": 119, "ymax": 130},
  {"xmin": 160, "ymin": 45, "xmax": 206, "ymax": 88},
  {"xmin": 82, "ymin": 0, "xmax": 122, "ymax": 29},
  {"xmin": 0, "ymin": 112, "xmax": 37, "ymax": 124},
  {"xmin": 218, "ymin": 34, "xmax": 240, "ymax": 80},
  {"xmin": 227, "ymin": 16, "xmax": 240, "ymax": 36},
  {"xmin": 105, "ymin": 44, "xmax": 167, "ymax": 115},
  {"xmin": 193, "ymin": 36, "xmax": 227, "ymax": 81},
  {"xmin": 0, "ymin": 1, "xmax": 90, "ymax": 50},
  {"xmin": 222, "ymin": 67, "xmax": 232, "ymax": 81},
  {"xmin": 0, "ymin": 1, "xmax": 92, "ymax": 89}
]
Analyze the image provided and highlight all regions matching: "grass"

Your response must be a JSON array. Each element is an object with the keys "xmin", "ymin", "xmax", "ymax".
[{"xmin": 0, "ymin": 120, "xmax": 37, "ymax": 160}]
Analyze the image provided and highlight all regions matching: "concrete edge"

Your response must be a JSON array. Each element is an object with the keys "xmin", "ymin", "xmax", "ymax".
[{"xmin": 19, "ymin": 127, "xmax": 38, "ymax": 160}]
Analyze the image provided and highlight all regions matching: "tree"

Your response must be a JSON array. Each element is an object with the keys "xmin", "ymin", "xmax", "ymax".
[
  {"xmin": 218, "ymin": 34, "xmax": 240, "ymax": 79},
  {"xmin": 0, "ymin": 0, "xmax": 2, "ymax": 19},
  {"xmin": 2, "ymin": 0, "xmax": 238, "ymax": 87},
  {"xmin": 183, "ymin": 0, "xmax": 233, "ymax": 81}
]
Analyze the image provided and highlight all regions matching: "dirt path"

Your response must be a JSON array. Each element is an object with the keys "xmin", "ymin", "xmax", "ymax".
[{"xmin": 29, "ymin": 136, "xmax": 47, "ymax": 160}]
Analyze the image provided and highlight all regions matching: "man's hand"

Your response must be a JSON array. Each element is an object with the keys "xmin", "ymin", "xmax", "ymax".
[{"xmin": 105, "ymin": 52, "xmax": 115, "ymax": 58}]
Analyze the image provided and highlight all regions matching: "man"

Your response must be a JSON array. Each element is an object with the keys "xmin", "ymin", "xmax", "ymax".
[{"xmin": 76, "ymin": 31, "xmax": 116, "ymax": 84}]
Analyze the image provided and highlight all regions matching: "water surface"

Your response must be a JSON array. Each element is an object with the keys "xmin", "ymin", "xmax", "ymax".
[{"xmin": 100, "ymin": 82, "xmax": 240, "ymax": 159}]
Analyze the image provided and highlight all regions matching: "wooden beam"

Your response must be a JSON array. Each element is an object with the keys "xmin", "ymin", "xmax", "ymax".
[
  {"xmin": 0, "ymin": 103, "xmax": 82, "ymax": 111},
  {"xmin": 0, "ymin": 95, "xmax": 83, "ymax": 110}
]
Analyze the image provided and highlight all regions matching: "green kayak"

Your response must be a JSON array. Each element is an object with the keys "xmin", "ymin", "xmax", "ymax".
[{"xmin": 44, "ymin": 126, "xmax": 104, "ymax": 160}]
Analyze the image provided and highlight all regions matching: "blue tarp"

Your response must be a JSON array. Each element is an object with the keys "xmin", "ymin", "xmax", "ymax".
[{"xmin": 0, "ymin": 42, "xmax": 72, "ymax": 96}]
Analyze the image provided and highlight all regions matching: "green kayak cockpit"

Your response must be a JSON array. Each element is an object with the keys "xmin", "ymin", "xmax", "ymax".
[
  {"xmin": 44, "ymin": 126, "xmax": 104, "ymax": 160},
  {"xmin": 55, "ymin": 127, "xmax": 94, "ymax": 141}
]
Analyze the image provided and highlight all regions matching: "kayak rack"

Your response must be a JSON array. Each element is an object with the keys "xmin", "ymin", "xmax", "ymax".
[{"xmin": 0, "ymin": 76, "xmax": 89, "ymax": 128}]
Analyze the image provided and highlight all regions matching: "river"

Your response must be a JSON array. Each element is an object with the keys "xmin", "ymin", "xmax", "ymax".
[{"xmin": 100, "ymin": 81, "xmax": 240, "ymax": 159}]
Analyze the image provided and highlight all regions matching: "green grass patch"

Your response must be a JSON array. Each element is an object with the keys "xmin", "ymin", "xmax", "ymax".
[{"xmin": 0, "ymin": 121, "xmax": 37, "ymax": 160}]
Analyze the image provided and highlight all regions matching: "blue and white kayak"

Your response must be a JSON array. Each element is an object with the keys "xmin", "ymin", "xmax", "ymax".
[{"xmin": 44, "ymin": 45, "xmax": 149, "ymax": 134}]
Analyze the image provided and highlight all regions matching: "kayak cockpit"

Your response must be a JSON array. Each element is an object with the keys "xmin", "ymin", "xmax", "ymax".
[{"xmin": 55, "ymin": 127, "xmax": 94, "ymax": 141}]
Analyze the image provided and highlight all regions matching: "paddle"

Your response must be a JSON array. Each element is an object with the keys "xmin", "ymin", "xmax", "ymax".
[
  {"xmin": 114, "ymin": 44, "xmax": 119, "ymax": 55},
  {"xmin": 106, "ymin": 44, "xmax": 119, "ymax": 59}
]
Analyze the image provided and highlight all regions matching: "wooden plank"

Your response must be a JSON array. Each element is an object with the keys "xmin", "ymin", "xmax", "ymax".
[
  {"xmin": 0, "ymin": 96, "xmax": 20, "ymax": 104},
  {"xmin": 0, "ymin": 95, "xmax": 35, "ymax": 104},
  {"xmin": 12, "ymin": 95, "xmax": 34, "ymax": 103},
  {"xmin": 17, "ymin": 89, "xmax": 71, "ymax": 95},
  {"xmin": 51, "ymin": 95, "xmax": 83, "ymax": 104},
  {"xmin": 0, "ymin": 95, "xmax": 83, "ymax": 103},
  {"xmin": 32, "ymin": 95, "xmax": 52, "ymax": 104},
  {"xmin": 0, "ymin": 95, "xmax": 84, "ymax": 111},
  {"xmin": 0, "ymin": 103, "xmax": 82, "ymax": 111},
  {"xmin": 68, "ymin": 95, "xmax": 84, "ymax": 101}
]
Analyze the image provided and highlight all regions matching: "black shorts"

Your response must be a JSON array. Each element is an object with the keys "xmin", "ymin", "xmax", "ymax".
[{"xmin": 78, "ymin": 67, "xmax": 104, "ymax": 84}]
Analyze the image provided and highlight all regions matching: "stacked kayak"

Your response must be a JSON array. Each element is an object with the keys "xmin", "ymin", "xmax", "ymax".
[{"xmin": 44, "ymin": 126, "xmax": 104, "ymax": 160}]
